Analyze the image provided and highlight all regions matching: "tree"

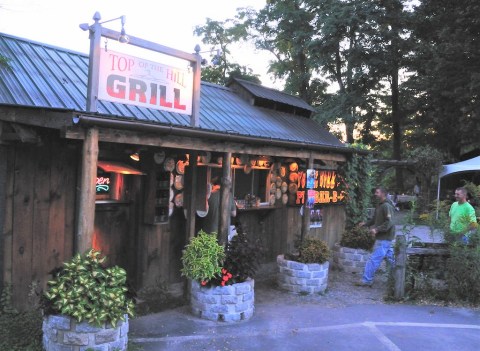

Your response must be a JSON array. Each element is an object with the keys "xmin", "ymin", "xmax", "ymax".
[
  {"xmin": 194, "ymin": 18, "xmax": 261, "ymax": 85},
  {"xmin": 406, "ymin": 0, "xmax": 480, "ymax": 160}
]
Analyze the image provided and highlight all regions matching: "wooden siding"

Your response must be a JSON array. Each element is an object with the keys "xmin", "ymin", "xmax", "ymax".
[{"xmin": 2, "ymin": 132, "xmax": 79, "ymax": 309}]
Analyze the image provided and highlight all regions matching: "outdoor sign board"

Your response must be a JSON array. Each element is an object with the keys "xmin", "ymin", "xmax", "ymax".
[
  {"xmin": 295, "ymin": 170, "xmax": 345, "ymax": 205},
  {"xmin": 98, "ymin": 49, "xmax": 193, "ymax": 115}
]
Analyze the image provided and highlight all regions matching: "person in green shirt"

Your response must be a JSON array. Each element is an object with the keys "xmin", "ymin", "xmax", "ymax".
[{"xmin": 448, "ymin": 187, "xmax": 477, "ymax": 244}]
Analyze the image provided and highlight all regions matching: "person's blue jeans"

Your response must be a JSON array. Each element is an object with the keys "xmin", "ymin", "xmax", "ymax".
[{"xmin": 362, "ymin": 240, "xmax": 395, "ymax": 284}]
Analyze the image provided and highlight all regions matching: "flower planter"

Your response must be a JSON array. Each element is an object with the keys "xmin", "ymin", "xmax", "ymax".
[
  {"xmin": 277, "ymin": 254, "xmax": 329, "ymax": 295},
  {"xmin": 190, "ymin": 279, "xmax": 254, "ymax": 322},
  {"xmin": 333, "ymin": 243, "xmax": 371, "ymax": 274},
  {"xmin": 42, "ymin": 314, "xmax": 129, "ymax": 351}
]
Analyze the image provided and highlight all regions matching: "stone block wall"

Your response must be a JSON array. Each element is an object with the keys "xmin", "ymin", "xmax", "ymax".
[
  {"xmin": 332, "ymin": 243, "xmax": 371, "ymax": 274},
  {"xmin": 43, "ymin": 314, "xmax": 128, "ymax": 351},
  {"xmin": 277, "ymin": 254, "xmax": 329, "ymax": 294},
  {"xmin": 190, "ymin": 279, "xmax": 255, "ymax": 322}
]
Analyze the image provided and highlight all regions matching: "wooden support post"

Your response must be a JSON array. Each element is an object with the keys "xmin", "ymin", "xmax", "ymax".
[
  {"xmin": 394, "ymin": 234, "xmax": 407, "ymax": 299},
  {"xmin": 301, "ymin": 154, "xmax": 314, "ymax": 241},
  {"xmin": 219, "ymin": 152, "xmax": 232, "ymax": 246},
  {"xmin": 185, "ymin": 151, "xmax": 198, "ymax": 241},
  {"xmin": 76, "ymin": 127, "xmax": 99, "ymax": 254}
]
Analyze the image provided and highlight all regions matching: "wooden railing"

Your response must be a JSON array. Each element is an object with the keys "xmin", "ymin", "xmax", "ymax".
[{"xmin": 393, "ymin": 234, "xmax": 450, "ymax": 299}]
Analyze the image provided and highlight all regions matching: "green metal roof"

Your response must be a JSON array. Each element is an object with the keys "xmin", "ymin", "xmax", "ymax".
[{"xmin": 0, "ymin": 32, "xmax": 346, "ymax": 151}]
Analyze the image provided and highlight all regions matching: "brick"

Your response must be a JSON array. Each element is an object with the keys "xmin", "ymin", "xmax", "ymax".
[
  {"xmin": 75, "ymin": 321, "xmax": 104, "ymax": 333},
  {"xmin": 48, "ymin": 315, "xmax": 72, "ymax": 331},
  {"xmin": 306, "ymin": 263, "xmax": 322, "ymax": 271},
  {"xmin": 79, "ymin": 345, "xmax": 108, "ymax": 351},
  {"xmin": 63, "ymin": 332, "xmax": 89, "ymax": 346},
  {"xmin": 312, "ymin": 270, "xmax": 326, "ymax": 279},
  {"xmin": 197, "ymin": 294, "xmax": 219, "ymax": 304},
  {"xmin": 221, "ymin": 295, "xmax": 239, "ymax": 304},
  {"xmin": 120, "ymin": 321, "xmax": 129, "ymax": 338},
  {"xmin": 222, "ymin": 313, "xmax": 242, "ymax": 322},
  {"xmin": 235, "ymin": 282, "xmax": 252, "ymax": 294},
  {"xmin": 108, "ymin": 337, "xmax": 127, "ymax": 350},
  {"xmin": 243, "ymin": 291, "xmax": 254, "ymax": 302},
  {"xmin": 291, "ymin": 270, "xmax": 312, "ymax": 279},
  {"xmin": 235, "ymin": 301, "xmax": 253, "ymax": 312},
  {"xmin": 210, "ymin": 304, "xmax": 229, "ymax": 314},
  {"xmin": 94, "ymin": 328, "xmax": 119, "ymax": 344},
  {"xmin": 306, "ymin": 279, "xmax": 320, "ymax": 286},
  {"xmin": 288, "ymin": 261, "xmax": 307, "ymax": 271}
]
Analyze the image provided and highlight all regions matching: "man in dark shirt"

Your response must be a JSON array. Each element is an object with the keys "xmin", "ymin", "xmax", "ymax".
[{"xmin": 355, "ymin": 186, "xmax": 395, "ymax": 287}]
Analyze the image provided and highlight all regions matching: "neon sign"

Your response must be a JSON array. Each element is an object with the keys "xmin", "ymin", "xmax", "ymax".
[
  {"xmin": 295, "ymin": 170, "xmax": 346, "ymax": 205},
  {"xmin": 96, "ymin": 176, "xmax": 110, "ymax": 194}
]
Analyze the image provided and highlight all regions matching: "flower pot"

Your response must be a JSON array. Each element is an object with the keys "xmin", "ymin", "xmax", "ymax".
[
  {"xmin": 42, "ymin": 314, "xmax": 129, "ymax": 351},
  {"xmin": 277, "ymin": 254, "xmax": 329, "ymax": 295},
  {"xmin": 333, "ymin": 243, "xmax": 371, "ymax": 274},
  {"xmin": 190, "ymin": 279, "xmax": 255, "ymax": 322}
]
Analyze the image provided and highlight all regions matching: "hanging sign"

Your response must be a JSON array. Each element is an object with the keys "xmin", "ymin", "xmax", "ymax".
[
  {"xmin": 295, "ymin": 170, "xmax": 346, "ymax": 205},
  {"xmin": 98, "ymin": 49, "xmax": 193, "ymax": 115}
]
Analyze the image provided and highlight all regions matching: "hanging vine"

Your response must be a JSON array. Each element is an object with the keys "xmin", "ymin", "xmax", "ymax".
[{"xmin": 341, "ymin": 146, "xmax": 377, "ymax": 229}]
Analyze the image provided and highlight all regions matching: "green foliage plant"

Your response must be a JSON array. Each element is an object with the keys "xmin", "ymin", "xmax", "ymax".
[
  {"xmin": 181, "ymin": 230, "xmax": 225, "ymax": 283},
  {"xmin": 296, "ymin": 237, "xmax": 331, "ymax": 264},
  {"xmin": 445, "ymin": 243, "xmax": 480, "ymax": 304},
  {"xmin": 340, "ymin": 225, "xmax": 375, "ymax": 251},
  {"xmin": 43, "ymin": 249, "xmax": 135, "ymax": 327},
  {"xmin": 222, "ymin": 230, "xmax": 263, "ymax": 283},
  {"xmin": 341, "ymin": 147, "xmax": 376, "ymax": 229}
]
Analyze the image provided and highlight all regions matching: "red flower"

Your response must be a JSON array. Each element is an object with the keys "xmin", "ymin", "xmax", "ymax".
[
  {"xmin": 221, "ymin": 281, "xmax": 225, "ymax": 286},
  {"xmin": 223, "ymin": 276, "xmax": 229, "ymax": 281},
  {"xmin": 201, "ymin": 281, "xmax": 207, "ymax": 286}
]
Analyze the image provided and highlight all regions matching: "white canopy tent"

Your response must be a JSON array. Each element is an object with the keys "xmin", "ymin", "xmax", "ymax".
[{"xmin": 436, "ymin": 156, "xmax": 480, "ymax": 216}]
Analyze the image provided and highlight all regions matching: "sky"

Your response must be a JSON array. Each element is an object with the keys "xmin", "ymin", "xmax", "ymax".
[{"xmin": 0, "ymin": 0, "xmax": 280, "ymax": 87}]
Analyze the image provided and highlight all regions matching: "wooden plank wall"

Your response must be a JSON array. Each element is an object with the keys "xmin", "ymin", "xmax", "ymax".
[
  {"xmin": 1, "ymin": 133, "xmax": 78, "ymax": 310},
  {"xmin": 235, "ymin": 205, "xmax": 346, "ymax": 262}
]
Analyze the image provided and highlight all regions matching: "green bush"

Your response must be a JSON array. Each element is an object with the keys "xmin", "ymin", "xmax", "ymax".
[
  {"xmin": 294, "ymin": 237, "xmax": 331, "ymax": 264},
  {"xmin": 181, "ymin": 230, "xmax": 225, "ymax": 282},
  {"xmin": 222, "ymin": 230, "xmax": 263, "ymax": 283},
  {"xmin": 43, "ymin": 249, "xmax": 135, "ymax": 327},
  {"xmin": 340, "ymin": 226, "xmax": 375, "ymax": 251},
  {"xmin": 445, "ymin": 245, "xmax": 480, "ymax": 304}
]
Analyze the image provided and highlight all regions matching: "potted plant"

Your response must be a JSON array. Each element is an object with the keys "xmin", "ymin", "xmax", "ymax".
[
  {"xmin": 277, "ymin": 236, "xmax": 331, "ymax": 295},
  {"xmin": 181, "ymin": 228, "xmax": 262, "ymax": 322},
  {"xmin": 333, "ymin": 225, "xmax": 375, "ymax": 273},
  {"xmin": 42, "ymin": 249, "xmax": 135, "ymax": 351}
]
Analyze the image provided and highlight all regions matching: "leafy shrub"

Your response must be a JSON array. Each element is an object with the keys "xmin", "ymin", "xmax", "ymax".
[
  {"xmin": 288, "ymin": 237, "xmax": 330, "ymax": 264},
  {"xmin": 445, "ymin": 245, "xmax": 480, "ymax": 304},
  {"xmin": 222, "ymin": 230, "xmax": 263, "ymax": 283},
  {"xmin": 340, "ymin": 226, "xmax": 375, "ymax": 251},
  {"xmin": 181, "ymin": 230, "xmax": 225, "ymax": 282},
  {"xmin": 43, "ymin": 249, "xmax": 135, "ymax": 327}
]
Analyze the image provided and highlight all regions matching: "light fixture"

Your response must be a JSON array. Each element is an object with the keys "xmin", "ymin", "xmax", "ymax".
[
  {"xmin": 195, "ymin": 46, "xmax": 222, "ymax": 66},
  {"xmin": 130, "ymin": 152, "xmax": 140, "ymax": 162},
  {"xmin": 118, "ymin": 16, "xmax": 129, "ymax": 43},
  {"xmin": 79, "ymin": 13, "xmax": 128, "ymax": 44}
]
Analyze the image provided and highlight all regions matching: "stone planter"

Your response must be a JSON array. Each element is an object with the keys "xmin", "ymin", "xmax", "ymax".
[
  {"xmin": 333, "ymin": 243, "xmax": 371, "ymax": 274},
  {"xmin": 277, "ymin": 254, "xmax": 329, "ymax": 295},
  {"xmin": 42, "ymin": 314, "xmax": 128, "ymax": 351},
  {"xmin": 190, "ymin": 279, "xmax": 254, "ymax": 322}
]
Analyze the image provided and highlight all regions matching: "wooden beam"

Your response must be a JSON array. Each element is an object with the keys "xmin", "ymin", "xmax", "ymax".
[
  {"xmin": 301, "ymin": 154, "xmax": 314, "ymax": 241},
  {"xmin": 0, "ymin": 107, "xmax": 74, "ymax": 129},
  {"xmin": 63, "ymin": 127, "xmax": 347, "ymax": 162},
  {"xmin": 76, "ymin": 128, "xmax": 99, "ymax": 253},
  {"xmin": 394, "ymin": 234, "xmax": 407, "ymax": 299},
  {"xmin": 219, "ymin": 152, "xmax": 232, "ymax": 246},
  {"xmin": 185, "ymin": 151, "xmax": 198, "ymax": 241}
]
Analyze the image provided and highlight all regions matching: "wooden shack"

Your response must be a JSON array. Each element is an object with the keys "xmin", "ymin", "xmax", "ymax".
[{"xmin": 0, "ymin": 32, "xmax": 351, "ymax": 310}]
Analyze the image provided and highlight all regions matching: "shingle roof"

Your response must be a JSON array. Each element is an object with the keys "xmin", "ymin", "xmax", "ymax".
[{"xmin": 0, "ymin": 32, "xmax": 345, "ymax": 150}]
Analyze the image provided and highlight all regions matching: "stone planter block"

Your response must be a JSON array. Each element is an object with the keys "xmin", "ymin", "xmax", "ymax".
[
  {"xmin": 276, "ymin": 255, "xmax": 329, "ymax": 295},
  {"xmin": 190, "ymin": 279, "xmax": 255, "ymax": 322},
  {"xmin": 43, "ymin": 314, "xmax": 128, "ymax": 351},
  {"xmin": 333, "ymin": 243, "xmax": 371, "ymax": 274}
]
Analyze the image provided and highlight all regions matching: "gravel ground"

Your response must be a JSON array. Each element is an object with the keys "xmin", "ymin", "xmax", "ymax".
[{"xmin": 254, "ymin": 266, "xmax": 392, "ymax": 308}]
